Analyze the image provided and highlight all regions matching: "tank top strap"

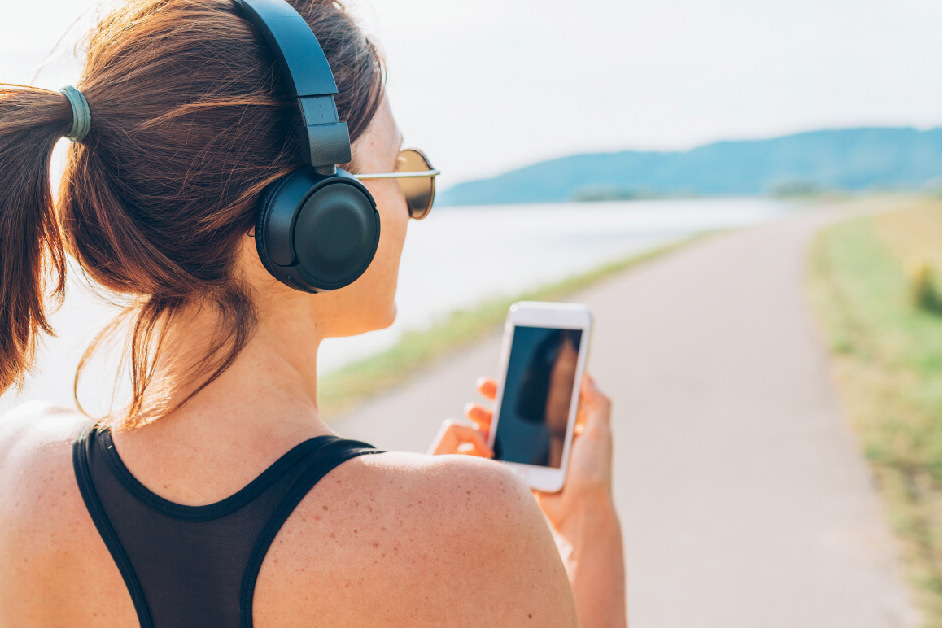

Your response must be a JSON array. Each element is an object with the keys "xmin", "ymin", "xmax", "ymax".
[
  {"xmin": 239, "ymin": 435, "xmax": 381, "ymax": 628},
  {"xmin": 73, "ymin": 424, "xmax": 153, "ymax": 626}
]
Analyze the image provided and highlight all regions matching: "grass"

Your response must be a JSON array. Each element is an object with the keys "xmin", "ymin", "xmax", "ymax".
[
  {"xmin": 808, "ymin": 196, "xmax": 942, "ymax": 626},
  {"xmin": 318, "ymin": 235, "xmax": 709, "ymax": 417}
]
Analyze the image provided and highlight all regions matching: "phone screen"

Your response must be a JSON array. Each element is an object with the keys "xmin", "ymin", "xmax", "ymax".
[{"xmin": 494, "ymin": 325, "xmax": 583, "ymax": 468}]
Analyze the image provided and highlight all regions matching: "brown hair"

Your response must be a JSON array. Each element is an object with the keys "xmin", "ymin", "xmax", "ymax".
[{"xmin": 0, "ymin": 0, "xmax": 385, "ymax": 427}]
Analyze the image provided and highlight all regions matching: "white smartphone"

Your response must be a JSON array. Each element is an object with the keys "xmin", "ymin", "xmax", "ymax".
[{"xmin": 488, "ymin": 301, "xmax": 593, "ymax": 493}]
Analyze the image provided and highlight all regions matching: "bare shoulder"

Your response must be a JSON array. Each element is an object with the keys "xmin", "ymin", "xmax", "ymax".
[
  {"xmin": 0, "ymin": 401, "xmax": 90, "ymax": 489},
  {"xmin": 332, "ymin": 450, "xmax": 548, "ymax": 542},
  {"xmin": 355, "ymin": 451, "xmax": 554, "ymax": 555},
  {"xmin": 259, "ymin": 450, "xmax": 578, "ymax": 627},
  {"xmin": 0, "ymin": 400, "xmax": 88, "ymax": 483},
  {"xmin": 0, "ymin": 401, "xmax": 91, "ymax": 540},
  {"xmin": 0, "ymin": 403, "xmax": 99, "ymax": 624}
]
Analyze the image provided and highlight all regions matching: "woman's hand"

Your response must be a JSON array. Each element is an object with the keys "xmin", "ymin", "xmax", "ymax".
[
  {"xmin": 435, "ymin": 373, "xmax": 626, "ymax": 628},
  {"xmin": 534, "ymin": 374, "xmax": 614, "ymax": 531},
  {"xmin": 445, "ymin": 374, "xmax": 616, "ymax": 532}
]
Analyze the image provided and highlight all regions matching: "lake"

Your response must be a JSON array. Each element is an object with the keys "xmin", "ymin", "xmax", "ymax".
[{"xmin": 0, "ymin": 197, "xmax": 797, "ymax": 415}]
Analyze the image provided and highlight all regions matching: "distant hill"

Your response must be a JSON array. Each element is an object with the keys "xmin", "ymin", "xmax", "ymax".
[{"xmin": 437, "ymin": 127, "xmax": 942, "ymax": 206}]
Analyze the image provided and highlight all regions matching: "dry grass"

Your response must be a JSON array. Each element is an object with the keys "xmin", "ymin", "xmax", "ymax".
[{"xmin": 809, "ymin": 197, "xmax": 942, "ymax": 626}]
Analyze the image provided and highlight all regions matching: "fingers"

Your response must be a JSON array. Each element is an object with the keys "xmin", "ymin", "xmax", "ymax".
[
  {"xmin": 580, "ymin": 373, "xmax": 611, "ymax": 408},
  {"xmin": 476, "ymin": 376, "xmax": 498, "ymax": 401},
  {"xmin": 429, "ymin": 419, "xmax": 493, "ymax": 458},
  {"xmin": 429, "ymin": 375, "xmax": 499, "ymax": 458},
  {"xmin": 457, "ymin": 442, "xmax": 481, "ymax": 455},
  {"xmin": 448, "ymin": 422, "xmax": 493, "ymax": 457},
  {"xmin": 578, "ymin": 373, "xmax": 613, "ymax": 434},
  {"xmin": 467, "ymin": 373, "xmax": 610, "ymax": 454},
  {"xmin": 464, "ymin": 402, "xmax": 492, "ymax": 432}
]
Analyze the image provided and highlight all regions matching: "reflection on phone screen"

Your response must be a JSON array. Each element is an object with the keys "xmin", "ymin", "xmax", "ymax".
[{"xmin": 494, "ymin": 326, "xmax": 583, "ymax": 468}]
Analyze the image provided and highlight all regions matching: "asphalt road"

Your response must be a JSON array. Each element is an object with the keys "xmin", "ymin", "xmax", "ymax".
[{"xmin": 335, "ymin": 203, "xmax": 918, "ymax": 627}]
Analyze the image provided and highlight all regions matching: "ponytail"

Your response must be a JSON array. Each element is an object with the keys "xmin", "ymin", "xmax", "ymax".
[
  {"xmin": 0, "ymin": 0, "xmax": 385, "ymax": 427},
  {"xmin": 0, "ymin": 85, "xmax": 71, "ymax": 393}
]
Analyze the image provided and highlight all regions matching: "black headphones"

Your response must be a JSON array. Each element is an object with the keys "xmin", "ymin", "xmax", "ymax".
[{"xmin": 234, "ymin": 0, "xmax": 381, "ymax": 293}]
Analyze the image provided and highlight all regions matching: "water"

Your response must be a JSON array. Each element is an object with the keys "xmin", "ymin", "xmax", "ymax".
[{"xmin": 0, "ymin": 197, "xmax": 796, "ymax": 415}]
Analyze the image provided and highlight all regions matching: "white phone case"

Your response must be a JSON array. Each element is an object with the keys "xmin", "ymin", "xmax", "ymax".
[{"xmin": 488, "ymin": 301, "xmax": 593, "ymax": 492}]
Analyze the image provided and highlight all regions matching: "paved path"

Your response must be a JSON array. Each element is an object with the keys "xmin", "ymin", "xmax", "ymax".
[{"xmin": 336, "ymin": 204, "xmax": 918, "ymax": 627}]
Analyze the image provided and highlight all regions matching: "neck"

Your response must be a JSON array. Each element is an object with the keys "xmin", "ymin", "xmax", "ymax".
[{"xmin": 118, "ymin": 302, "xmax": 331, "ymax": 442}]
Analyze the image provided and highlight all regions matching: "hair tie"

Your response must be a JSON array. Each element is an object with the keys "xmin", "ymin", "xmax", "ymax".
[{"xmin": 59, "ymin": 85, "xmax": 92, "ymax": 142}]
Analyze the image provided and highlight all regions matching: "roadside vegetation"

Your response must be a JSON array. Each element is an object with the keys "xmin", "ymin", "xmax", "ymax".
[{"xmin": 809, "ymin": 196, "xmax": 942, "ymax": 626}]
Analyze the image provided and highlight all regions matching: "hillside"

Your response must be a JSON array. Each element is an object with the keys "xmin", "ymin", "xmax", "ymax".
[{"xmin": 437, "ymin": 127, "xmax": 942, "ymax": 206}]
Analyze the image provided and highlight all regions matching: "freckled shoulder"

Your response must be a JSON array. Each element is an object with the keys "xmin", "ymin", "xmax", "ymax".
[
  {"xmin": 0, "ymin": 401, "xmax": 92, "ymax": 538},
  {"xmin": 255, "ymin": 450, "xmax": 579, "ymax": 627},
  {"xmin": 0, "ymin": 401, "xmax": 91, "ymax": 499},
  {"xmin": 0, "ymin": 403, "xmax": 112, "ymax": 626}
]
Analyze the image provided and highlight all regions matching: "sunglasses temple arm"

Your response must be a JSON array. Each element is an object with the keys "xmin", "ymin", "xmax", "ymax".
[{"xmin": 353, "ymin": 170, "xmax": 441, "ymax": 180}]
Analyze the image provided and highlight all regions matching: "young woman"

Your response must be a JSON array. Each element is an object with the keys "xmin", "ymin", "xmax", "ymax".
[{"xmin": 0, "ymin": 0, "xmax": 626, "ymax": 625}]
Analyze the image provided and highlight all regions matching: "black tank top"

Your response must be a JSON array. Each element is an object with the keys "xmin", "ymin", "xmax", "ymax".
[{"xmin": 72, "ymin": 425, "xmax": 382, "ymax": 628}]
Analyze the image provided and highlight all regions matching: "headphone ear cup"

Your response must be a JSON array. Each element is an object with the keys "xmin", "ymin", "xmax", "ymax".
[
  {"xmin": 254, "ymin": 168, "xmax": 380, "ymax": 293},
  {"xmin": 292, "ymin": 177, "xmax": 380, "ymax": 290}
]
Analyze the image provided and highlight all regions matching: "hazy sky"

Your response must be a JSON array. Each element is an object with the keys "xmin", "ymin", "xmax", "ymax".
[{"xmin": 2, "ymin": 0, "xmax": 942, "ymax": 186}]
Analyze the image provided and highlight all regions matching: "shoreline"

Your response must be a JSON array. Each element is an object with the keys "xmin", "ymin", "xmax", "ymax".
[
  {"xmin": 0, "ymin": 196, "xmax": 791, "ymax": 417},
  {"xmin": 318, "ymin": 232, "xmax": 714, "ymax": 417}
]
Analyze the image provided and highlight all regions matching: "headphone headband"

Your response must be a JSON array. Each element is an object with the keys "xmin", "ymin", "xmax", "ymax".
[
  {"xmin": 233, "ymin": 0, "xmax": 352, "ymax": 169},
  {"xmin": 236, "ymin": 0, "xmax": 381, "ymax": 295}
]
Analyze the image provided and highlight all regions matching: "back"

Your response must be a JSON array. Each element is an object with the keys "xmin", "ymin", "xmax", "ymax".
[
  {"xmin": 73, "ymin": 425, "xmax": 380, "ymax": 627},
  {"xmin": 0, "ymin": 405, "xmax": 578, "ymax": 627}
]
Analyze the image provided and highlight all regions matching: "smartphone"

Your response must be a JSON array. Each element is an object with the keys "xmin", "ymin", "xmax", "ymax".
[{"xmin": 488, "ymin": 301, "xmax": 593, "ymax": 492}]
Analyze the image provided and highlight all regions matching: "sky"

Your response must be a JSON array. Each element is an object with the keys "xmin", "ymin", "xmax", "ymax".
[{"xmin": 2, "ymin": 0, "xmax": 942, "ymax": 187}]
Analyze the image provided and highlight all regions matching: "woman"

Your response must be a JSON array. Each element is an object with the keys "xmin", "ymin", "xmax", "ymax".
[{"xmin": 0, "ymin": 0, "xmax": 626, "ymax": 625}]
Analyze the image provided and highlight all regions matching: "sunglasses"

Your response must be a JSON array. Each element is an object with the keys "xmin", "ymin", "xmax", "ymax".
[{"xmin": 354, "ymin": 148, "xmax": 440, "ymax": 220}]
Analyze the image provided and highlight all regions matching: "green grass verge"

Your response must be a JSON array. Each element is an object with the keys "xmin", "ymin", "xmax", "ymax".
[
  {"xmin": 808, "ymin": 198, "xmax": 942, "ymax": 627},
  {"xmin": 319, "ymin": 235, "xmax": 709, "ymax": 417}
]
